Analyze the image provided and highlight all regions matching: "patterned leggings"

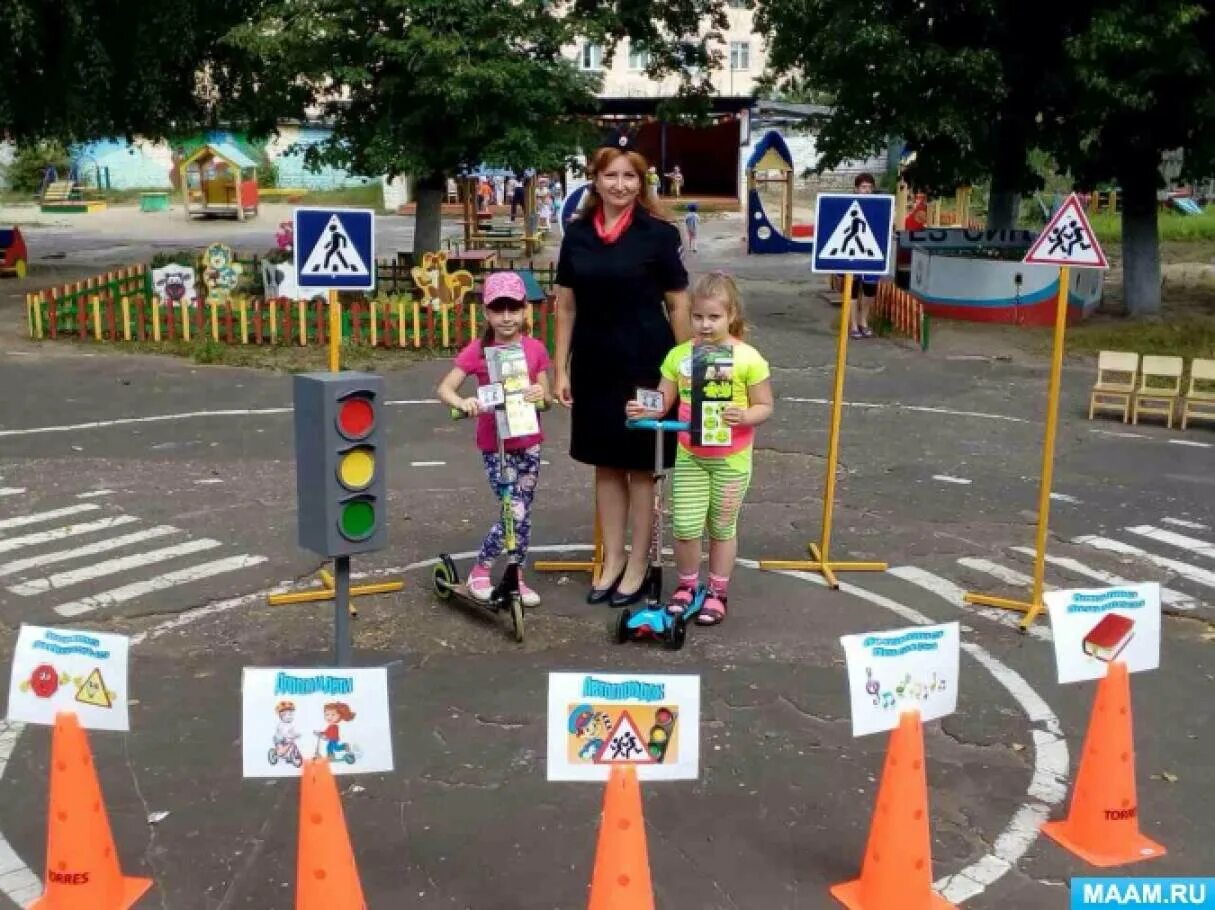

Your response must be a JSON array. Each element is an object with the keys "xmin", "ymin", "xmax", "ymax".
[
  {"xmin": 671, "ymin": 448, "xmax": 752, "ymax": 541},
  {"xmin": 477, "ymin": 444, "xmax": 541, "ymax": 565}
]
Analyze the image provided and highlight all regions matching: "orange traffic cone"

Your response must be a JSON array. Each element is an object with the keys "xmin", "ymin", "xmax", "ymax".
[
  {"xmin": 1042, "ymin": 660, "xmax": 1166, "ymax": 866},
  {"xmin": 30, "ymin": 712, "xmax": 152, "ymax": 910},
  {"xmin": 296, "ymin": 758, "xmax": 366, "ymax": 910},
  {"xmin": 587, "ymin": 765, "xmax": 654, "ymax": 910},
  {"xmin": 830, "ymin": 711, "xmax": 956, "ymax": 910}
]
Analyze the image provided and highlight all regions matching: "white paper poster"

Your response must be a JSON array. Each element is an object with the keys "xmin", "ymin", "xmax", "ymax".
[
  {"xmin": 840, "ymin": 622, "xmax": 959, "ymax": 737},
  {"xmin": 6, "ymin": 625, "xmax": 131, "ymax": 731},
  {"xmin": 547, "ymin": 672, "xmax": 700, "ymax": 781},
  {"xmin": 241, "ymin": 668, "xmax": 393, "ymax": 778},
  {"xmin": 1044, "ymin": 583, "xmax": 1161, "ymax": 684}
]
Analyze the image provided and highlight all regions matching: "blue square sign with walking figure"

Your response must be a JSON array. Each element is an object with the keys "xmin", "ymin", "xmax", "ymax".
[
  {"xmin": 811, "ymin": 193, "xmax": 896, "ymax": 275},
  {"xmin": 294, "ymin": 208, "xmax": 376, "ymax": 290}
]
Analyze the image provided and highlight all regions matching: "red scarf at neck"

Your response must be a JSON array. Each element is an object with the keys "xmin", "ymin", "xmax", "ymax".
[{"xmin": 593, "ymin": 203, "xmax": 636, "ymax": 244}]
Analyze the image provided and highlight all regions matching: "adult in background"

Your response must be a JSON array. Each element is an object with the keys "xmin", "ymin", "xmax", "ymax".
[{"xmin": 554, "ymin": 139, "xmax": 692, "ymax": 606}]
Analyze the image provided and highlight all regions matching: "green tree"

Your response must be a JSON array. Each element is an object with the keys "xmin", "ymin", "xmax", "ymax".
[
  {"xmin": 228, "ymin": 0, "xmax": 608, "ymax": 253},
  {"xmin": 1049, "ymin": 0, "xmax": 1215, "ymax": 314},
  {"xmin": 0, "ymin": 0, "xmax": 271, "ymax": 144}
]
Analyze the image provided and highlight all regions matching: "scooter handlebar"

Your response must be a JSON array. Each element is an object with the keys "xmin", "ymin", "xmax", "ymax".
[
  {"xmin": 626, "ymin": 418, "xmax": 690, "ymax": 432},
  {"xmin": 450, "ymin": 399, "xmax": 551, "ymax": 420}
]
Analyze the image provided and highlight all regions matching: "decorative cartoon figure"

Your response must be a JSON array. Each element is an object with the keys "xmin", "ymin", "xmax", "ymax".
[
  {"xmin": 568, "ymin": 704, "xmax": 613, "ymax": 761},
  {"xmin": 202, "ymin": 242, "xmax": 242, "ymax": 306},
  {"xmin": 268, "ymin": 699, "xmax": 303, "ymax": 767},
  {"xmin": 410, "ymin": 251, "xmax": 475, "ymax": 311},
  {"xmin": 315, "ymin": 701, "xmax": 357, "ymax": 764},
  {"xmin": 152, "ymin": 264, "xmax": 198, "ymax": 309}
]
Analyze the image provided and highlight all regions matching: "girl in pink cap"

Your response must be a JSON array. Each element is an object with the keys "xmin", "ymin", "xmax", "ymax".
[{"xmin": 437, "ymin": 271, "xmax": 552, "ymax": 605}]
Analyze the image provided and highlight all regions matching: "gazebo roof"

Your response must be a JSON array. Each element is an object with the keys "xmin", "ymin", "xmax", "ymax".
[{"xmin": 182, "ymin": 142, "xmax": 258, "ymax": 170}]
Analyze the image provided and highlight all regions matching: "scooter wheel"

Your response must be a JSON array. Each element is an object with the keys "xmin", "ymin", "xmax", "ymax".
[
  {"xmin": 343, "ymin": 752, "xmax": 356, "ymax": 765},
  {"xmin": 510, "ymin": 595, "xmax": 525, "ymax": 643},
  {"xmin": 433, "ymin": 554, "xmax": 458, "ymax": 599},
  {"xmin": 614, "ymin": 609, "xmax": 633, "ymax": 644},
  {"xmin": 267, "ymin": 748, "xmax": 278, "ymax": 766},
  {"xmin": 663, "ymin": 616, "xmax": 687, "ymax": 651},
  {"xmin": 291, "ymin": 752, "xmax": 303, "ymax": 768}
]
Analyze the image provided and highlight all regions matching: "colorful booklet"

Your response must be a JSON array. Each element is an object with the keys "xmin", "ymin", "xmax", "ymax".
[
  {"xmin": 486, "ymin": 342, "xmax": 539, "ymax": 439},
  {"xmin": 690, "ymin": 343, "xmax": 735, "ymax": 447}
]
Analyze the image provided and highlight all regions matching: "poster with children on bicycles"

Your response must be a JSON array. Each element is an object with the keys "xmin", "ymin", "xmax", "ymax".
[
  {"xmin": 241, "ymin": 667, "xmax": 393, "ymax": 777},
  {"xmin": 546, "ymin": 672, "xmax": 700, "ymax": 781}
]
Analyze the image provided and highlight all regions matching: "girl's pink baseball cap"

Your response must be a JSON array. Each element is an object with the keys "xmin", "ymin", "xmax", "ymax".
[{"xmin": 483, "ymin": 271, "xmax": 527, "ymax": 306}]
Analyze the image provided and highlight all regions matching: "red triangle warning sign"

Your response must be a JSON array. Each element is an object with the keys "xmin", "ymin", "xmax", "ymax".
[
  {"xmin": 1024, "ymin": 193, "xmax": 1108, "ymax": 269},
  {"xmin": 594, "ymin": 710, "xmax": 655, "ymax": 765}
]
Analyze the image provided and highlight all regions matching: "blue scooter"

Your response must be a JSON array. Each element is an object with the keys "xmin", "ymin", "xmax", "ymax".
[{"xmin": 614, "ymin": 417, "xmax": 705, "ymax": 650}]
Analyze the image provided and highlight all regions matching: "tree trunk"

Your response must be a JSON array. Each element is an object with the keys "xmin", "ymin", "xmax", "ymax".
[
  {"xmin": 985, "ymin": 110, "xmax": 1028, "ymax": 232},
  {"xmin": 1119, "ymin": 155, "xmax": 1162, "ymax": 316},
  {"xmin": 413, "ymin": 172, "xmax": 445, "ymax": 255}
]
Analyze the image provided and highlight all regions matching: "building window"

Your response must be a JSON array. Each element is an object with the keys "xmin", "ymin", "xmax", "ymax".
[
  {"xmin": 727, "ymin": 0, "xmax": 750, "ymax": 7},
  {"xmin": 628, "ymin": 44, "xmax": 650, "ymax": 71},
  {"xmin": 729, "ymin": 41, "xmax": 751, "ymax": 71},
  {"xmin": 580, "ymin": 43, "xmax": 603, "ymax": 70}
]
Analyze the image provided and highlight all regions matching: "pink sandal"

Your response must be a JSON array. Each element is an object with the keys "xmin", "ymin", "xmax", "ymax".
[
  {"xmin": 665, "ymin": 584, "xmax": 697, "ymax": 617},
  {"xmin": 696, "ymin": 592, "xmax": 727, "ymax": 625}
]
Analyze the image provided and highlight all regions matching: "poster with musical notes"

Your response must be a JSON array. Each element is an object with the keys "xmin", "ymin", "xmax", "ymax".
[{"xmin": 839, "ymin": 622, "xmax": 959, "ymax": 737}]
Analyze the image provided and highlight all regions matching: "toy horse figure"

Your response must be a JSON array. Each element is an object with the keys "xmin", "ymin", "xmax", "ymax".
[{"xmin": 410, "ymin": 251, "xmax": 474, "ymax": 311}]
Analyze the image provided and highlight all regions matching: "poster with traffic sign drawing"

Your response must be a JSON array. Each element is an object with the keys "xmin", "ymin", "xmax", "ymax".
[
  {"xmin": 241, "ymin": 667, "xmax": 393, "ymax": 777},
  {"xmin": 547, "ymin": 672, "xmax": 700, "ymax": 781},
  {"xmin": 1044, "ymin": 583, "xmax": 1160, "ymax": 684},
  {"xmin": 6, "ymin": 625, "xmax": 130, "ymax": 731},
  {"xmin": 840, "ymin": 622, "xmax": 959, "ymax": 737}
]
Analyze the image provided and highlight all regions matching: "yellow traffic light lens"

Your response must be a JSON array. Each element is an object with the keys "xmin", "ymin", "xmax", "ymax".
[{"xmin": 337, "ymin": 448, "xmax": 375, "ymax": 489}]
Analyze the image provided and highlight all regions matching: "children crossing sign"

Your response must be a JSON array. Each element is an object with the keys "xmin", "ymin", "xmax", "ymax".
[
  {"xmin": 294, "ymin": 207, "xmax": 376, "ymax": 290},
  {"xmin": 812, "ymin": 192, "xmax": 896, "ymax": 275},
  {"xmin": 1023, "ymin": 194, "xmax": 1109, "ymax": 268}
]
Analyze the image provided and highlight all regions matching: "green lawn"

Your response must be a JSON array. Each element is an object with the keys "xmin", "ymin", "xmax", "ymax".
[{"xmin": 1087, "ymin": 207, "xmax": 1215, "ymax": 244}]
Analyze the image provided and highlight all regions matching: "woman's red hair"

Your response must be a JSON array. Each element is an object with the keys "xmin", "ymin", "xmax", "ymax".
[{"xmin": 578, "ymin": 147, "xmax": 670, "ymax": 220}]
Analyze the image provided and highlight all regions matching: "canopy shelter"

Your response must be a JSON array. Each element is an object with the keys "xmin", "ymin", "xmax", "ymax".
[{"xmin": 180, "ymin": 143, "xmax": 260, "ymax": 221}]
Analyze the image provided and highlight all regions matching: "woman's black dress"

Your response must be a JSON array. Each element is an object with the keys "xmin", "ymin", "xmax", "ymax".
[{"xmin": 556, "ymin": 208, "xmax": 688, "ymax": 471}]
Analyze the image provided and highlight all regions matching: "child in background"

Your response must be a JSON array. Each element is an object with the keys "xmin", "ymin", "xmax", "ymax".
[
  {"xmin": 684, "ymin": 202, "xmax": 701, "ymax": 253},
  {"xmin": 436, "ymin": 272, "xmax": 552, "ymax": 606},
  {"xmin": 626, "ymin": 272, "xmax": 773, "ymax": 625}
]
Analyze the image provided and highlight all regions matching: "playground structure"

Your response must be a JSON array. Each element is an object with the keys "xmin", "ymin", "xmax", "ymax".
[
  {"xmin": 0, "ymin": 226, "xmax": 28, "ymax": 279},
  {"xmin": 38, "ymin": 161, "xmax": 109, "ymax": 214},
  {"xmin": 180, "ymin": 143, "xmax": 260, "ymax": 221},
  {"xmin": 745, "ymin": 130, "xmax": 814, "ymax": 254},
  {"xmin": 456, "ymin": 172, "xmax": 546, "ymax": 255}
]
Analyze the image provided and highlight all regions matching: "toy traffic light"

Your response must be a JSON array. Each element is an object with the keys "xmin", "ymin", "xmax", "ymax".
[{"xmin": 293, "ymin": 371, "xmax": 387, "ymax": 558}]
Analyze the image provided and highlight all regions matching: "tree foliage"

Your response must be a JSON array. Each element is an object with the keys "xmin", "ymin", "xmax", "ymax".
[{"xmin": 0, "ymin": 0, "xmax": 270, "ymax": 144}]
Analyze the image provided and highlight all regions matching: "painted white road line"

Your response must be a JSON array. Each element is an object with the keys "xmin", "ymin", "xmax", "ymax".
[
  {"xmin": 1049, "ymin": 492, "xmax": 1081, "ymax": 504},
  {"xmin": 782, "ymin": 397, "xmax": 1029, "ymax": 424},
  {"xmin": 0, "ymin": 488, "xmax": 25, "ymax": 498},
  {"xmin": 1125, "ymin": 525, "xmax": 1215, "ymax": 561},
  {"xmin": 932, "ymin": 475, "xmax": 973, "ymax": 485},
  {"xmin": 75, "ymin": 489, "xmax": 115, "ymax": 498},
  {"xmin": 1010, "ymin": 547, "xmax": 1200, "ymax": 612},
  {"xmin": 410, "ymin": 461, "xmax": 446, "ymax": 467},
  {"xmin": 1075, "ymin": 536, "xmax": 1215, "ymax": 590},
  {"xmin": 1169, "ymin": 438, "xmax": 1213, "ymax": 448},
  {"xmin": 1090, "ymin": 429, "xmax": 1149, "ymax": 439},
  {"xmin": 888, "ymin": 565, "xmax": 1052, "ymax": 642},
  {"xmin": 957, "ymin": 557, "xmax": 1040, "ymax": 589},
  {"xmin": 194, "ymin": 478, "xmax": 224, "ymax": 485},
  {"xmin": 0, "ymin": 515, "xmax": 141, "ymax": 555},
  {"xmin": 53, "ymin": 554, "xmax": 269, "ymax": 617},
  {"xmin": 1162, "ymin": 516, "xmax": 1210, "ymax": 531},
  {"xmin": 10, "ymin": 538, "xmax": 223, "ymax": 596},
  {"xmin": 0, "ymin": 407, "xmax": 294, "ymax": 438},
  {"xmin": 0, "ymin": 503, "xmax": 99, "ymax": 532},
  {"xmin": 0, "ymin": 525, "xmax": 180, "ymax": 579},
  {"xmin": 385, "ymin": 399, "xmax": 441, "ymax": 406}
]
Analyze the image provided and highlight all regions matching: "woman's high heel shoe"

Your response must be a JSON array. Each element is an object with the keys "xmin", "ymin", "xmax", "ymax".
[{"xmin": 586, "ymin": 568, "xmax": 625, "ymax": 605}]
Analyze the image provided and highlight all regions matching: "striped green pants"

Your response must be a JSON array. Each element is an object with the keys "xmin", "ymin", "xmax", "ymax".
[{"xmin": 671, "ymin": 447, "xmax": 753, "ymax": 541}]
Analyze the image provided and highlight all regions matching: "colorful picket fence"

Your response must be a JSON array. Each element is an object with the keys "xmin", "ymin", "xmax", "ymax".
[
  {"xmin": 873, "ymin": 280, "xmax": 930, "ymax": 350},
  {"xmin": 25, "ymin": 259, "xmax": 561, "ymax": 354}
]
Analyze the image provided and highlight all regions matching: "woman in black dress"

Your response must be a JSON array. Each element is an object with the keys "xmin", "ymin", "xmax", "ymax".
[{"xmin": 554, "ymin": 143, "xmax": 691, "ymax": 606}]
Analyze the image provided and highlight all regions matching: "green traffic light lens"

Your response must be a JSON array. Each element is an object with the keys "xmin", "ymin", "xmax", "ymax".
[{"xmin": 339, "ymin": 499, "xmax": 375, "ymax": 540}]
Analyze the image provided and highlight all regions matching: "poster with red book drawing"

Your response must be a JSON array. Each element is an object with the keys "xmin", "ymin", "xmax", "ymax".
[{"xmin": 1044, "ymin": 583, "xmax": 1160, "ymax": 684}]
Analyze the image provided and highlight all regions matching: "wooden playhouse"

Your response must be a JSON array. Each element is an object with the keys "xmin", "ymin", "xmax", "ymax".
[{"xmin": 179, "ymin": 143, "xmax": 260, "ymax": 221}]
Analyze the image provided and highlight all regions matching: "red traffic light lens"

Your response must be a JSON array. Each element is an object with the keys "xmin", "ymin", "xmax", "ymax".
[{"xmin": 337, "ymin": 397, "xmax": 374, "ymax": 439}]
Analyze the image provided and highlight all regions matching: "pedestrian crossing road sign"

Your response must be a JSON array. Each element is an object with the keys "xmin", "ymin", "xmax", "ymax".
[
  {"xmin": 1023, "ymin": 193, "xmax": 1109, "ymax": 269},
  {"xmin": 294, "ymin": 207, "xmax": 376, "ymax": 290},
  {"xmin": 811, "ymin": 192, "xmax": 896, "ymax": 275}
]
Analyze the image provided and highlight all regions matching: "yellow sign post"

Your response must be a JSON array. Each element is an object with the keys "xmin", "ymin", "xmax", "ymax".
[
  {"xmin": 759, "ymin": 273, "xmax": 888, "ymax": 587},
  {"xmin": 963, "ymin": 267, "xmax": 1070, "ymax": 630},
  {"xmin": 962, "ymin": 191, "xmax": 1109, "ymax": 631}
]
